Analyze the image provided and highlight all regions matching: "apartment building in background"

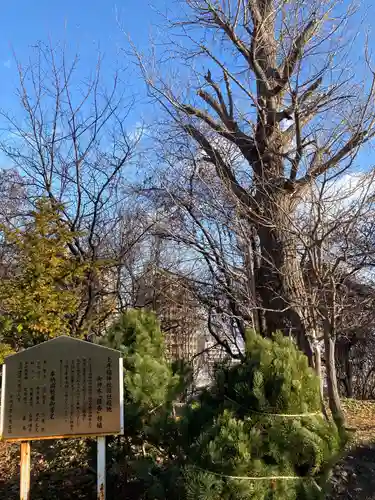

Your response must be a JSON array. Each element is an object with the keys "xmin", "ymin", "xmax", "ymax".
[
  {"xmin": 134, "ymin": 267, "xmax": 206, "ymax": 363},
  {"xmin": 134, "ymin": 264, "xmax": 238, "ymax": 387}
]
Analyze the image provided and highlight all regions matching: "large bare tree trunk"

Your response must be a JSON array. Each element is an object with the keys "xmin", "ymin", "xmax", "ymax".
[
  {"xmin": 256, "ymin": 224, "xmax": 313, "ymax": 360},
  {"xmin": 254, "ymin": 186, "xmax": 314, "ymax": 361}
]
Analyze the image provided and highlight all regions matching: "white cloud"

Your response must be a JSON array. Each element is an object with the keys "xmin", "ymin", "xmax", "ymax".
[
  {"xmin": 297, "ymin": 171, "xmax": 375, "ymax": 223},
  {"xmin": 3, "ymin": 60, "xmax": 11, "ymax": 69}
]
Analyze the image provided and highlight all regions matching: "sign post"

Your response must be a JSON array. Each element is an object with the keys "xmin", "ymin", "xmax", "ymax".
[
  {"xmin": 97, "ymin": 436, "xmax": 106, "ymax": 500},
  {"xmin": 0, "ymin": 336, "xmax": 124, "ymax": 500},
  {"xmin": 20, "ymin": 441, "xmax": 31, "ymax": 500}
]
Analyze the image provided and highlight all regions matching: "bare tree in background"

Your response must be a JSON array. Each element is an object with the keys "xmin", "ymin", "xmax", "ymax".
[
  {"xmin": 0, "ymin": 43, "xmax": 151, "ymax": 336},
  {"xmin": 296, "ymin": 171, "xmax": 375, "ymax": 422},
  {"xmin": 335, "ymin": 280, "xmax": 375, "ymax": 400},
  {"xmin": 332, "ymin": 192, "xmax": 375, "ymax": 400},
  {"xmin": 138, "ymin": 137, "xmax": 254, "ymax": 361},
  {"xmin": 0, "ymin": 169, "xmax": 27, "ymax": 224}
]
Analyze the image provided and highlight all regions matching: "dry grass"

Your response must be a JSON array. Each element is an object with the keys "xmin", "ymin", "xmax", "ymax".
[{"xmin": 341, "ymin": 399, "xmax": 375, "ymax": 445}]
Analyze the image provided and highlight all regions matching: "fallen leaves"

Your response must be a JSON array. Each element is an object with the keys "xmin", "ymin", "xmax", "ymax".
[{"xmin": 341, "ymin": 399, "xmax": 375, "ymax": 445}]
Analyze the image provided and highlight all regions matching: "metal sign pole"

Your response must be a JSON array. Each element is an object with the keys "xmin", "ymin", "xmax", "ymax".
[
  {"xmin": 0, "ymin": 364, "xmax": 6, "ymax": 436},
  {"xmin": 20, "ymin": 441, "xmax": 31, "ymax": 500},
  {"xmin": 97, "ymin": 436, "xmax": 106, "ymax": 500},
  {"xmin": 119, "ymin": 358, "xmax": 124, "ymax": 435}
]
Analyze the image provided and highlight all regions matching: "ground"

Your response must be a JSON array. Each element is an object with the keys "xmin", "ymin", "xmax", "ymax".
[
  {"xmin": 1, "ymin": 400, "xmax": 375, "ymax": 499},
  {"xmin": 327, "ymin": 399, "xmax": 375, "ymax": 500}
]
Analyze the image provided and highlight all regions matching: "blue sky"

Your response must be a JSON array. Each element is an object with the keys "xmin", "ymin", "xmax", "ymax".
[
  {"xmin": 0, "ymin": 0, "xmax": 165, "ymax": 67},
  {"xmin": 0, "ymin": 0, "xmax": 166, "ymax": 110},
  {"xmin": 1, "ymin": 0, "xmax": 375, "ymax": 108},
  {"xmin": 0, "ymin": 0, "xmax": 172, "ymax": 168},
  {"xmin": 1, "ymin": 0, "xmax": 375, "ymax": 172}
]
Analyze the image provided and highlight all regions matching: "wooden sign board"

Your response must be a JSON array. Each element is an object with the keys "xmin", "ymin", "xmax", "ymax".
[{"xmin": 0, "ymin": 336, "xmax": 123, "ymax": 441}]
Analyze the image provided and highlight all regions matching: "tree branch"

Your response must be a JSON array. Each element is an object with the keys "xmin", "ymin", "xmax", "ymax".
[
  {"xmin": 273, "ymin": 19, "xmax": 318, "ymax": 95},
  {"xmin": 184, "ymin": 124, "xmax": 254, "ymax": 210}
]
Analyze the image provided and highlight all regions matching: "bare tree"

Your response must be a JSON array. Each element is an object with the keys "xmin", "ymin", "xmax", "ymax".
[
  {"xmin": 333, "ymin": 199, "xmax": 375, "ymax": 400},
  {"xmin": 296, "ymin": 171, "xmax": 375, "ymax": 423},
  {"xmin": 0, "ymin": 42, "xmax": 151, "ymax": 336},
  {"xmin": 335, "ymin": 280, "xmax": 375, "ymax": 400},
  {"xmin": 138, "ymin": 140, "xmax": 253, "ymax": 360},
  {"xmin": 130, "ymin": 0, "xmax": 375, "ymax": 426},
  {"xmin": 134, "ymin": 0, "xmax": 375, "ymax": 363}
]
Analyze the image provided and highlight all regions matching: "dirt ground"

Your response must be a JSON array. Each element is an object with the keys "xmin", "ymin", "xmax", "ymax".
[{"xmin": 327, "ymin": 399, "xmax": 375, "ymax": 500}]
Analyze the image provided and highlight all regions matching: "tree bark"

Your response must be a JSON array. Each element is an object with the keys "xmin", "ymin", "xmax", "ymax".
[
  {"xmin": 323, "ymin": 324, "xmax": 346, "ymax": 429},
  {"xmin": 253, "ymin": 190, "xmax": 314, "ymax": 363},
  {"xmin": 313, "ymin": 338, "xmax": 324, "ymax": 399},
  {"xmin": 342, "ymin": 343, "xmax": 353, "ymax": 398},
  {"xmin": 347, "ymin": 360, "xmax": 353, "ymax": 399}
]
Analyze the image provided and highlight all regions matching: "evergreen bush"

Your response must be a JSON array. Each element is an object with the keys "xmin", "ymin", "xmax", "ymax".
[
  {"xmin": 100, "ymin": 309, "xmax": 189, "ymax": 498},
  {"xmin": 100, "ymin": 309, "xmax": 183, "ymax": 428},
  {"xmin": 175, "ymin": 331, "xmax": 344, "ymax": 500}
]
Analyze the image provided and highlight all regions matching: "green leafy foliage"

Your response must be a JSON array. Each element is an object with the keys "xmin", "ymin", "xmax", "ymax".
[
  {"xmin": 0, "ymin": 199, "xmax": 88, "ymax": 349},
  {"xmin": 0, "ymin": 343, "xmax": 14, "ymax": 364},
  {"xmin": 174, "ymin": 331, "xmax": 344, "ymax": 500}
]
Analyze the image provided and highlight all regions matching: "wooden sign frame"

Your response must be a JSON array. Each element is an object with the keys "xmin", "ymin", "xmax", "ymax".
[{"xmin": 0, "ymin": 338, "xmax": 124, "ymax": 500}]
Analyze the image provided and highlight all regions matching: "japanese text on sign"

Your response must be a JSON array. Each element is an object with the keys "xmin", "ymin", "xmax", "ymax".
[{"xmin": 1, "ymin": 336, "xmax": 122, "ymax": 440}]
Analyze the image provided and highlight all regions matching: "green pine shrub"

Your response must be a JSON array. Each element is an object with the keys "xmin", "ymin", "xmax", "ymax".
[
  {"xmin": 174, "ymin": 331, "xmax": 345, "ymax": 500},
  {"xmin": 100, "ymin": 309, "xmax": 182, "ymax": 423},
  {"xmin": 100, "ymin": 309, "xmax": 190, "ymax": 498}
]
